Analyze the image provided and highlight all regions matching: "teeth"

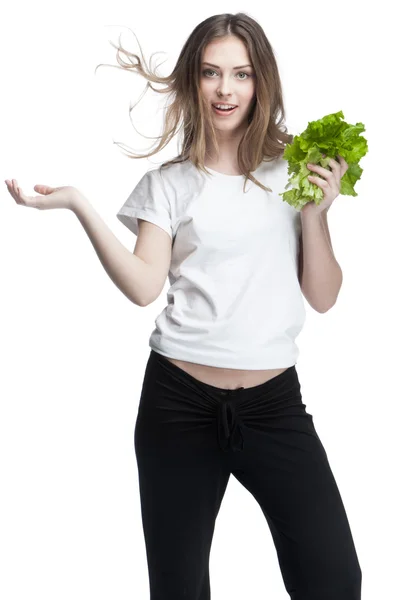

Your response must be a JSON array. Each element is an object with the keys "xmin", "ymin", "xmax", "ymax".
[{"xmin": 213, "ymin": 104, "xmax": 236, "ymax": 109}]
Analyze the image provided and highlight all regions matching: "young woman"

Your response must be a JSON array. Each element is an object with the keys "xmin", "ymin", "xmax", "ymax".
[{"xmin": 5, "ymin": 12, "xmax": 362, "ymax": 600}]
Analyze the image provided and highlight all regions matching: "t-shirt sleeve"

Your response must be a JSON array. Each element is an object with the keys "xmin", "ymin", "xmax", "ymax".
[{"xmin": 116, "ymin": 168, "xmax": 172, "ymax": 239}]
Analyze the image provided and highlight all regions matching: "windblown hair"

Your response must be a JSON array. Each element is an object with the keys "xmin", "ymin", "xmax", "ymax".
[{"xmin": 95, "ymin": 12, "xmax": 293, "ymax": 193}]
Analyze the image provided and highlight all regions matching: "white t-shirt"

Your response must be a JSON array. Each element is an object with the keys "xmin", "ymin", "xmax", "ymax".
[{"xmin": 116, "ymin": 157, "xmax": 306, "ymax": 369}]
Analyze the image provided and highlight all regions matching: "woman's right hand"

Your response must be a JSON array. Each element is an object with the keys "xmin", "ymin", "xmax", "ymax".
[{"xmin": 4, "ymin": 179, "xmax": 84, "ymax": 212}]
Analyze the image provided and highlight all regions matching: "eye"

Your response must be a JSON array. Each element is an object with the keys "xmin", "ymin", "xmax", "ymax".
[
  {"xmin": 202, "ymin": 69, "xmax": 251, "ymax": 79},
  {"xmin": 202, "ymin": 69, "xmax": 216, "ymax": 77}
]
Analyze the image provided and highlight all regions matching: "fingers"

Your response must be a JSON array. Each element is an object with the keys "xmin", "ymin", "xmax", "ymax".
[
  {"xmin": 5, "ymin": 179, "xmax": 20, "ymax": 202},
  {"xmin": 13, "ymin": 179, "xmax": 20, "ymax": 198},
  {"xmin": 5, "ymin": 178, "xmax": 29, "ymax": 206},
  {"xmin": 307, "ymin": 155, "xmax": 348, "ymax": 183},
  {"xmin": 307, "ymin": 162, "xmax": 334, "ymax": 178},
  {"xmin": 338, "ymin": 155, "xmax": 349, "ymax": 172}
]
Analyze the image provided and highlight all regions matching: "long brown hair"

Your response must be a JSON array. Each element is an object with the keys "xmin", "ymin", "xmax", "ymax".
[{"xmin": 96, "ymin": 13, "xmax": 293, "ymax": 193}]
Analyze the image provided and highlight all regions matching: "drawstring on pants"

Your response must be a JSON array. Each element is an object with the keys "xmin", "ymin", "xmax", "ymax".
[{"xmin": 217, "ymin": 389, "xmax": 245, "ymax": 452}]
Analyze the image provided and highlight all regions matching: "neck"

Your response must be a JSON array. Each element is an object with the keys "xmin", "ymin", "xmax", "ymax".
[{"xmin": 205, "ymin": 125, "xmax": 246, "ymax": 169}]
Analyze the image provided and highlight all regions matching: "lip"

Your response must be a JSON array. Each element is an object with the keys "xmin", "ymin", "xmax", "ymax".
[{"xmin": 212, "ymin": 104, "xmax": 238, "ymax": 116}]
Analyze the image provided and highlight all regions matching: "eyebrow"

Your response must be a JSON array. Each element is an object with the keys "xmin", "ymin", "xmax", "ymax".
[{"xmin": 202, "ymin": 62, "xmax": 253, "ymax": 69}]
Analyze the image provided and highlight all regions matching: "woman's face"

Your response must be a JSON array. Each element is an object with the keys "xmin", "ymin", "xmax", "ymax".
[{"xmin": 200, "ymin": 36, "xmax": 256, "ymax": 133}]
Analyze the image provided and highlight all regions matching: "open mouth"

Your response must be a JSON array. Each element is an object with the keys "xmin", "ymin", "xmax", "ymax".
[{"xmin": 212, "ymin": 104, "xmax": 238, "ymax": 116}]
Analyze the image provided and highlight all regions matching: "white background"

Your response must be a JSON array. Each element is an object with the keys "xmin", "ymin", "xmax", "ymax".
[{"xmin": 1, "ymin": 2, "xmax": 398, "ymax": 599}]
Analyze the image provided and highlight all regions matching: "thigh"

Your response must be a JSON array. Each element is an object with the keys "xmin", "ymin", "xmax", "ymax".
[
  {"xmin": 133, "ymin": 352, "xmax": 231, "ymax": 599},
  {"xmin": 231, "ymin": 388, "xmax": 362, "ymax": 599}
]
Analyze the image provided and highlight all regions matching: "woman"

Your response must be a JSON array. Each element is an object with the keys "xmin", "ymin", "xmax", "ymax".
[{"xmin": 5, "ymin": 12, "xmax": 362, "ymax": 600}]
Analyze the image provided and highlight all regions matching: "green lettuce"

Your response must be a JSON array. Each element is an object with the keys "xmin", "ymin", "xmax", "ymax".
[{"xmin": 279, "ymin": 110, "xmax": 368, "ymax": 211}]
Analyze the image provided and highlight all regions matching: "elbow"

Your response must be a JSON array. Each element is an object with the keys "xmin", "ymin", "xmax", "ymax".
[
  {"xmin": 317, "ymin": 300, "xmax": 336, "ymax": 314},
  {"xmin": 137, "ymin": 281, "xmax": 158, "ymax": 308},
  {"xmin": 303, "ymin": 289, "xmax": 339, "ymax": 314},
  {"xmin": 316, "ymin": 272, "xmax": 343, "ymax": 313},
  {"xmin": 135, "ymin": 289, "xmax": 153, "ymax": 307},
  {"xmin": 140, "ymin": 298, "xmax": 152, "ymax": 308},
  {"xmin": 139, "ymin": 295, "xmax": 151, "ymax": 307},
  {"xmin": 139, "ymin": 290, "xmax": 158, "ymax": 307},
  {"xmin": 315, "ymin": 289, "xmax": 341, "ymax": 313}
]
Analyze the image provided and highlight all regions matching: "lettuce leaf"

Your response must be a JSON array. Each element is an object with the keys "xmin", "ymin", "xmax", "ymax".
[{"xmin": 279, "ymin": 110, "xmax": 368, "ymax": 211}]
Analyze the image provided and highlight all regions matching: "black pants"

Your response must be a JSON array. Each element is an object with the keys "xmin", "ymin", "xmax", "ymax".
[{"xmin": 134, "ymin": 349, "xmax": 362, "ymax": 599}]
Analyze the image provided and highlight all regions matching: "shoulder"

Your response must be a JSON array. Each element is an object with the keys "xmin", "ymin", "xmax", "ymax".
[
  {"xmin": 155, "ymin": 159, "xmax": 204, "ymax": 199},
  {"xmin": 156, "ymin": 159, "xmax": 194, "ymax": 183}
]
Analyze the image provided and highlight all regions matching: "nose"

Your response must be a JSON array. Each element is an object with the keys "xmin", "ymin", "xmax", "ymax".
[{"xmin": 216, "ymin": 75, "xmax": 236, "ymax": 98}]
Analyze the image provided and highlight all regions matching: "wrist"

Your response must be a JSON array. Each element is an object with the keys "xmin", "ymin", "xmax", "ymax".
[
  {"xmin": 300, "ymin": 205, "xmax": 324, "ymax": 221},
  {"xmin": 69, "ymin": 191, "xmax": 90, "ymax": 214}
]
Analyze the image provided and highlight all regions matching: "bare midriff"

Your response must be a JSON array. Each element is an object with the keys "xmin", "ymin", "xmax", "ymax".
[{"xmin": 163, "ymin": 357, "xmax": 289, "ymax": 391}]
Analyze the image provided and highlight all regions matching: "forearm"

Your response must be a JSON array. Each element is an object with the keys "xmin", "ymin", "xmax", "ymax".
[
  {"xmin": 72, "ymin": 196, "xmax": 149, "ymax": 307},
  {"xmin": 320, "ymin": 209, "xmax": 333, "ymax": 253},
  {"xmin": 300, "ymin": 209, "xmax": 343, "ymax": 312}
]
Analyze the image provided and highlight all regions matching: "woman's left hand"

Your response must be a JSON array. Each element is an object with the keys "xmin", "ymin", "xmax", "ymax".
[{"xmin": 302, "ymin": 154, "xmax": 349, "ymax": 215}]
